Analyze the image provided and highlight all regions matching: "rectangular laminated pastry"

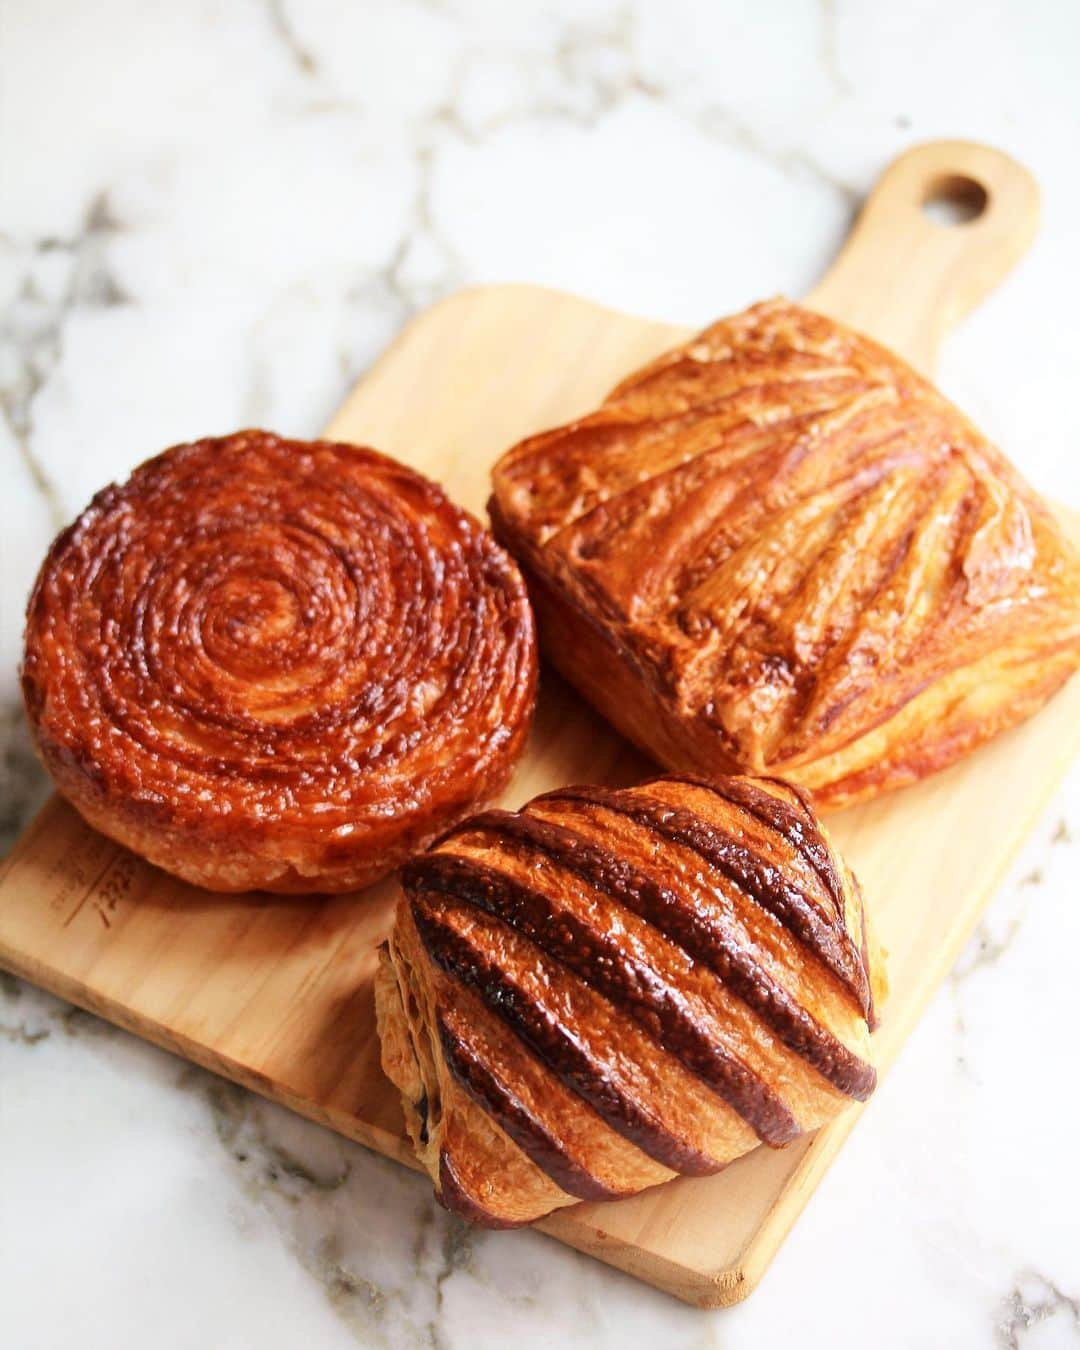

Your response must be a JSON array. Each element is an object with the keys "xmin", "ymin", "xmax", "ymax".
[{"xmin": 490, "ymin": 300, "xmax": 1080, "ymax": 807}]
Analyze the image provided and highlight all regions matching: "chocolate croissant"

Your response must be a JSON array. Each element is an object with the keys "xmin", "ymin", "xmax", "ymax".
[
  {"xmin": 376, "ymin": 773, "xmax": 883, "ymax": 1226},
  {"xmin": 490, "ymin": 300, "xmax": 1080, "ymax": 808},
  {"xmin": 21, "ymin": 431, "xmax": 537, "ymax": 893}
]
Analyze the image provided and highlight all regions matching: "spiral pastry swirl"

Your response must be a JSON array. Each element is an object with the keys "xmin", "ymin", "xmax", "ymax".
[{"xmin": 21, "ymin": 431, "xmax": 538, "ymax": 893}]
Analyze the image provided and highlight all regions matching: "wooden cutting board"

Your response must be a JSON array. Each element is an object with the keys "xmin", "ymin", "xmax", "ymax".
[{"xmin": 2, "ymin": 141, "xmax": 1075, "ymax": 1308}]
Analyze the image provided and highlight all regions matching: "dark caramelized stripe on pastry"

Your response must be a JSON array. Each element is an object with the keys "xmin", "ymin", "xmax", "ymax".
[
  {"xmin": 667, "ymin": 774, "xmax": 848, "ymax": 915},
  {"xmin": 436, "ymin": 1011, "xmax": 624, "ymax": 1201},
  {"xmin": 449, "ymin": 810, "xmax": 875, "ymax": 1100},
  {"xmin": 410, "ymin": 898, "xmax": 722, "ymax": 1174},
  {"xmin": 437, "ymin": 1150, "xmax": 521, "ymax": 1229},
  {"xmin": 547, "ymin": 785, "xmax": 871, "ymax": 1017},
  {"xmin": 411, "ymin": 853, "xmax": 800, "ymax": 1143},
  {"xmin": 701, "ymin": 774, "xmax": 879, "ymax": 1029}
]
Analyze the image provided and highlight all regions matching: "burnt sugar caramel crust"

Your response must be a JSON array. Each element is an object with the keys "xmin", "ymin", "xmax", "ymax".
[
  {"xmin": 21, "ymin": 431, "xmax": 538, "ymax": 893},
  {"xmin": 376, "ymin": 773, "xmax": 885, "ymax": 1227},
  {"xmin": 490, "ymin": 300, "xmax": 1080, "ymax": 807}
]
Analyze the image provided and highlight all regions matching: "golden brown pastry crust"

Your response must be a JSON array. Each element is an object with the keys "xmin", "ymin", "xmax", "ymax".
[
  {"xmin": 21, "ymin": 431, "xmax": 537, "ymax": 893},
  {"xmin": 376, "ymin": 773, "xmax": 884, "ymax": 1227},
  {"xmin": 490, "ymin": 300, "xmax": 1080, "ymax": 807}
]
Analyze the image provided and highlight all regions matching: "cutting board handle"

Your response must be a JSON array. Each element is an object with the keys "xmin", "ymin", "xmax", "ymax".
[{"xmin": 808, "ymin": 140, "xmax": 1039, "ymax": 373}]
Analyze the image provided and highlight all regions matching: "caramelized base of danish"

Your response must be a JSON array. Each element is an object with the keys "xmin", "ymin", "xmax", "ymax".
[
  {"xmin": 22, "ymin": 431, "xmax": 537, "ymax": 893},
  {"xmin": 490, "ymin": 300, "xmax": 1080, "ymax": 807},
  {"xmin": 376, "ymin": 773, "xmax": 885, "ymax": 1226}
]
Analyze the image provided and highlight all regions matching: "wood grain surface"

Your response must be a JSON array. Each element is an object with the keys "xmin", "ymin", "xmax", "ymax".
[{"xmin": 2, "ymin": 142, "xmax": 1074, "ymax": 1307}]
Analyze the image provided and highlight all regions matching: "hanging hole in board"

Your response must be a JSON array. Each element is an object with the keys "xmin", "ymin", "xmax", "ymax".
[{"xmin": 922, "ymin": 174, "xmax": 989, "ymax": 226}]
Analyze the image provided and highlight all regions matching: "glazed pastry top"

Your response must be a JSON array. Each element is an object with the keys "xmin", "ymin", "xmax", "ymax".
[
  {"xmin": 491, "ymin": 300, "xmax": 1080, "ymax": 802},
  {"xmin": 379, "ymin": 773, "xmax": 883, "ymax": 1227},
  {"xmin": 22, "ymin": 430, "xmax": 537, "ymax": 889}
]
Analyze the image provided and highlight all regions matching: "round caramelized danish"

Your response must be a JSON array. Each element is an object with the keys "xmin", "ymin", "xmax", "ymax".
[
  {"xmin": 376, "ymin": 773, "xmax": 885, "ymax": 1226},
  {"xmin": 21, "ymin": 431, "xmax": 537, "ymax": 893}
]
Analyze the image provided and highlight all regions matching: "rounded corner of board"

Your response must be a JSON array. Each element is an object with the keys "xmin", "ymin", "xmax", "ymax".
[{"xmin": 682, "ymin": 1262, "xmax": 760, "ymax": 1310}]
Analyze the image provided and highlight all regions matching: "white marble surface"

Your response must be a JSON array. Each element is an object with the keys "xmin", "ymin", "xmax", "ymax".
[{"xmin": 2, "ymin": 2, "xmax": 1080, "ymax": 1347}]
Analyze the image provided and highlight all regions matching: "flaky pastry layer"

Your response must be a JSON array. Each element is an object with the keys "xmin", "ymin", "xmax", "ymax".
[
  {"xmin": 490, "ymin": 300, "xmax": 1080, "ymax": 806},
  {"xmin": 22, "ymin": 431, "xmax": 537, "ymax": 892},
  {"xmin": 377, "ymin": 773, "xmax": 884, "ymax": 1226}
]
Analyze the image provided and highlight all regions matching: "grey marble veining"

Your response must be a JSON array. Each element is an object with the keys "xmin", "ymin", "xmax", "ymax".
[{"xmin": 2, "ymin": 3, "xmax": 1079, "ymax": 1347}]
